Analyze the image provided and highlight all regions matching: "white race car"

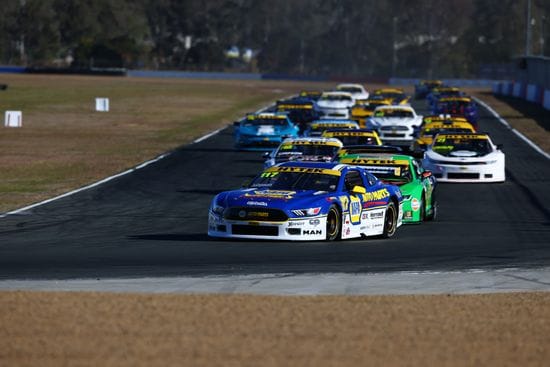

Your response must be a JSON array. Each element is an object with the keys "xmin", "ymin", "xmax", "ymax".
[
  {"xmin": 336, "ymin": 83, "xmax": 369, "ymax": 100},
  {"xmin": 422, "ymin": 133, "xmax": 505, "ymax": 183},
  {"xmin": 366, "ymin": 105, "xmax": 423, "ymax": 150},
  {"xmin": 263, "ymin": 137, "xmax": 343, "ymax": 168},
  {"xmin": 316, "ymin": 91, "xmax": 355, "ymax": 117}
]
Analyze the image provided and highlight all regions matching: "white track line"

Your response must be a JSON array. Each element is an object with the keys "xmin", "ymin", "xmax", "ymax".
[{"xmin": 474, "ymin": 97, "xmax": 550, "ymax": 160}]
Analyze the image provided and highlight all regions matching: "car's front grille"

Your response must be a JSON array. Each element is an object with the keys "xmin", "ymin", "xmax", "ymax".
[
  {"xmin": 448, "ymin": 172, "xmax": 480, "ymax": 179},
  {"xmin": 383, "ymin": 133, "xmax": 406, "ymax": 138},
  {"xmin": 232, "ymin": 225, "xmax": 278, "ymax": 236},
  {"xmin": 224, "ymin": 207, "xmax": 288, "ymax": 222},
  {"xmin": 380, "ymin": 126, "xmax": 409, "ymax": 131}
]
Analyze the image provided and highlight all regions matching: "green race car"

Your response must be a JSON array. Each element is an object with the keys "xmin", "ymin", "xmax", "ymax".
[{"xmin": 339, "ymin": 153, "xmax": 436, "ymax": 223}]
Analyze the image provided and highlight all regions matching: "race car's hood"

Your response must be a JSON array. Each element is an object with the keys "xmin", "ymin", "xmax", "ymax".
[
  {"xmin": 425, "ymin": 149, "xmax": 502, "ymax": 161},
  {"xmin": 369, "ymin": 116, "xmax": 421, "ymax": 127},
  {"xmin": 238, "ymin": 124, "xmax": 288, "ymax": 136},
  {"xmin": 215, "ymin": 189, "xmax": 332, "ymax": 212}
]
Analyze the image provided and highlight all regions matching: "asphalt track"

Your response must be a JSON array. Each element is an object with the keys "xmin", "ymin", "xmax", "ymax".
[{"xmin": 0, "ymin": 98, "xmax": 549, "ymax": 280}]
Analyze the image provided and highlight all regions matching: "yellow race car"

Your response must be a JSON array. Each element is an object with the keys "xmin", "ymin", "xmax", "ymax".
[
  {"xmin": 413, "ymin": 116, "xmax": 476, "ymax": 154},
  {"xmin": 350, "ymin": 99, "xmax": 391, "ymax": 127},
  {"xmin": 322, "ymin": 128, "xmax": 382, "ymax": 147},
  {"xmin": 372, "ymin": 88, "xmax": 410, "ymax": 105}
]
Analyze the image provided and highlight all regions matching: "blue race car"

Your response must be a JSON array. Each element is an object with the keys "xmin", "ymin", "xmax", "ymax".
[
  {"xmin": 432, "ymin": 97, "xmax": 478, "ymax": 129},
  {"xmin": 208, "ymin": 162, "xmax": 403, "ymax": 241},
  {"xmin": 234, "ymin": 112, "xmax": 299, "ymax": 150}
]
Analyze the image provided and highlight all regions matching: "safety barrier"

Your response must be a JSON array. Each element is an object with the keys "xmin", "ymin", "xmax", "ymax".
[{"xmin": 493, "ymin": 80, "xmax": 550, "ymax": 110}]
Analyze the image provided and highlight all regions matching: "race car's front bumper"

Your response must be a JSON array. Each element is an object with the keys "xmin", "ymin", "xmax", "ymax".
[
  {"xmin": 423, "ymin": 160, "xmax": 505, "ymax": 183},
  {"xmin": 235, "ymin": 135, "xmax": 284, "ymax": 150},
  {"xmin": 208, "ymin": 212, "xmax": 328, "ymax": 241}
]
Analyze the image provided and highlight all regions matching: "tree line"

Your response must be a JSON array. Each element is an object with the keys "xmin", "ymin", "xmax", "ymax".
[{"xmin": 0, "ymin": 0, "xmax": 547, "ymax": 78}]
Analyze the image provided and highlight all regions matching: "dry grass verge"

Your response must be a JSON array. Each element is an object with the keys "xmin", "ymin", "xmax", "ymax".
[{"xmin": 1, "ymin": 291, "xmax": 549, "ymax": 367}]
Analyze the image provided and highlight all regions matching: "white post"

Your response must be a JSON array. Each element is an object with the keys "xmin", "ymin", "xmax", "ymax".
[
  {"xmin": 4, "ymin": 111, "xmax": 22, "ymax": 127},
  {"xmin": 95, "ymin": 98, "xmax": 109, "ymax": 112}
]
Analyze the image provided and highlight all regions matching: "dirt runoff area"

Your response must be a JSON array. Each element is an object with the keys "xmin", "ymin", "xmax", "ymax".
[{"xmin": 1, "ymin": 291, "xmax": 549, "ymax": 366}]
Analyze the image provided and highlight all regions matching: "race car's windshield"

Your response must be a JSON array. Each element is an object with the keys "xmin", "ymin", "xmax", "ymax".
[
  {"xmin": 365, "ymin": 165, "xmax": 412, "ymax": 184},
  {"xmin": 276, "ymin": 144, "xmax": 339, "ymax": 159},
  {"xmin": 243, "ymin": 118, "xmax": 287, "ymax": 126},
  {"xmin": 320, "ymin": 95, "xmax": 352, "ymax": 102},
  {"xmin": 334, "ymin": 136, "xmax": 378, "ymax": 146},
  {"xmin": 374, "ymin": 109, "xmax": 413, "ymax": 118},
  {"xmin": 433, "ymin": 138, "xmax": 492, "ymax": 156},
  {"xmin": 421, "ymin": 127, "xmax": 473, "ymax": 137},
  {"xmin": 310, "ymin": 125, "xmax": 355, "ymax": 134},
  {"xmin": 250, "ymin": 172, "xmax": 339, "ymax": 192}
]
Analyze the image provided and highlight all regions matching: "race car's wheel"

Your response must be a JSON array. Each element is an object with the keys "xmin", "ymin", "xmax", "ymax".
[
  {"xmin": 326, "ymin": 205, "xmax": 341, "ymax": 241},
  {"xmin": 382, "ymin": 201, "xmax": 397, "ymax": 238},
  {"xmin": 426, "ymin": 193, "xmax": 437, "ymax": 221},
  {"xmin": 419, "ymin": 194, "xmax": 426, "ymax": 222}
]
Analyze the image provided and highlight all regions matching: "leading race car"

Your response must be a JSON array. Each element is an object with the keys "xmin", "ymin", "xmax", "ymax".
[
  {"xmin": 422, "ymin": 133, "xmax": 505, "ymax": 183},
  {"xmin": 414, "ymin": 79, "xmax": 444, "ymax": 99},
  {"xmin": 234, "ymin": 112, "xmax": 299, "ymax": 150},
  {"xmin": 208, "ymin": 162, "xmax": 403, "ymax": 241},
  {"xmin": 339, "ymin": 154, "xmax": 436, "ymax": 223},
  {"xmin": 263, "ymin": 137, "xmax": 343, "ymax": 168}
]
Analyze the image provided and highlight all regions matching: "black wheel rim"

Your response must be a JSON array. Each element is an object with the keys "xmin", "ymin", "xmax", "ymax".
[
  {"xmin": 386, "ymin": 205, "xmax": 396, "ymax": 235},
  {"xmin": 327, "ymin": 209, "xmax": 338, "ymax": 237}
]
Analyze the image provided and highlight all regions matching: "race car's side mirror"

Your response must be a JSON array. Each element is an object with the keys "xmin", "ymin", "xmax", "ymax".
[
  {"xmin": 262, "ymin": 151, "xmax": 270, "ymax": 159},
  {"xmin": 351, "ymin": 186, "xmax": 367, "ymax": 195},
  {"xmin": 421, "ymin": 171, "xmax": 432, "ymax": 179}
]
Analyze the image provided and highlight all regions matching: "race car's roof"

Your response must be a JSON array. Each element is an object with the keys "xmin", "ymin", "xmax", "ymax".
[
  {"xmin": 433, "ymin": 87, "xmax": 460, "ymax": 92},
  {"xmin": 322, "ymin": 128, "xmax": 378, "ymax": 137},
  {"xmin": 247, "ymin": 112, "xmax": 288, "ymax": 120},
  {"xmin": 310, "ymin": 121, "xmax": 359, "ymax": 129},
  {"xmin": 276, "ymin": 102, "xmax": 314, "ymax": 110},
  {"xmin": 422, "ymin": 120, "xmax": 475, "ymax": 130},
  {"xmin": 422, "ymin": 114, "xmax": 469, "ymax": 123},
  {"xmin": 320, "ymin": 91, "xmax": 354, "ymax": 98},
  {"xmin": 280, "ymin": 137, "xmax": 343, "ymax": 147},
  {"xmin": 373, "ymin": 105, "xmax": 415, "ymax": 112},
  {"xmin": 374, "ymin": 88, "xmax": 405, "ymax": 94},
  {"xmin": 438, "ymin": 97, "xmax": 472, "ymax": 103},
  {"xmin": 434, "ymin": 133, "xmax": 489, "ymax": 140},
  {"xmin": 299, "ymin": 90, "xmax": 322, "ymax": 97}
]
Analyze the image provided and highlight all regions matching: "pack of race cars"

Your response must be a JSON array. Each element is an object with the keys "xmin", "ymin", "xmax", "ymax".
[{"xmin": 209, "ymin": 81, "xmax": 505, "ymax": 241}]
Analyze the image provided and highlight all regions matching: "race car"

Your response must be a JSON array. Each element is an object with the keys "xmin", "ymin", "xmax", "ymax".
[
  {"xmin": 336, "ymin": 83, "xmax": 369, "ymax": 100},
  {"xmin": 234, "ymin": 112, "xmax": 299, "ymax": 150},
  {"xmin": 432, "ymin": 97, "xmax": 478, "ymax": 127},
  {"xmin": 412, "ymin": 116, "xmax": 476, "ymax": 154},
  {"xmin": 414, "ymin": 80, "xmax": 444, "ymax": 99},
  {"xmin": 350, "ymin": 99, "xmax": 391, "ymax": 127},
  {"xmin": 208, "ymin": 162, "xmax": 403, "ymax": 241},
  {"xmin": 276, "ymin": 97, "xmax": 322, "ymax": 133},
  {"xmin": 316, "ymin": 91, "xmax": 355, "ymax": 117},
  {"xmin": 321, "ymin": 128, "xmax": 382, "ymax": 146},
  {"xmin": 304, "ymin": 119, "xmax": 359, "ymax": 137},
  {"xmin": 263, "ymin": 137, "xmax": 343, "ymax": 168},
  {"xmin": 299, "ymin": 90, "xmax": 323, "ymax": 101},
  {"xmin": 372, "ymin": 88, "xmax": 410, "ymax": 105},
  {"xmin": 366, "ymin": 105, "xmax": 423, "ymax": 150},
  {"xmin": 422, "ymin": 133, "xmax": 505, "ymax": 183},
  {"xmin": 426, "ymin": 87, "xmax": 465, "ymax": 109},
  {"xmin": 339, "ymin": 154, "xmax": 436, "ymax": 223},
  {"xmin": 338, "ymin": 145, "xmax": 403, "ymax": 157}
]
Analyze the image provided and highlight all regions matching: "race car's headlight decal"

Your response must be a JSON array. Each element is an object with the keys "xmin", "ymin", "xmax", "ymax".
[{"xmin": 292, "ymin": 207, "xmax": 322, "ymax": 216}]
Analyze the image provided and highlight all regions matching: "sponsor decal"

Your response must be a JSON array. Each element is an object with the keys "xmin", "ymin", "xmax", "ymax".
[
  {"xmin": 362, "ymin": 213, "xmax": 368, "ymax": 220},
  {"xmin": 346, "ymin": 228, "xmax": 351, "ymax": 235},
  {"xmin": 249, "ymin": 211, "xmax": 269, "ymax": 218},
  {"xmin": 369, "ymin": 212, "xmax": 384, "ymax": 219},
  {"xmin": 288, "ymin": 221, "xmax": 305, "ymax": 227},
  {"xmin": 244, "ymin": 190, "xmax": 296, "ymax": 200},
  {"xmin": 362, "ymin": 188, "xmax": 390, "ymax": 202},
  {"xmin": 349, "ymin": 197, "xmax": 362, "ymax": 224},
  {"xmin": 247, "ymin": 201, "xmax": 268, "ymax": 206},
  {"xmin": 266, "ymin": 166, "xmax": 341, "ymax": 176},
  {"xmin": 411, "ymin": 198, "xmax": 420, "ymax": 211},
  {"xmin": 303, "ymin": 229, "xmax": 323, "ymax": 235},
  {"xmin": 309, "ymin": 219, "xmax": 321, "ymax": 226}
]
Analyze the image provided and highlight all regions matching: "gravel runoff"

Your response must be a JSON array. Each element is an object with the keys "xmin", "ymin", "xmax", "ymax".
[{"xmin": 2, "ymin": 267, "xmax": 550, "ymax": 295}]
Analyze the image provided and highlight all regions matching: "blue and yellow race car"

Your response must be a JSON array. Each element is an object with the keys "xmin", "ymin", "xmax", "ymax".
[
  {"xmin": 234, "ymin": 112, "xmax": 299, "ymax": 150},
  {"xmin": 208, "ymin": 162, "xmax": 403, "ymax": 241}
]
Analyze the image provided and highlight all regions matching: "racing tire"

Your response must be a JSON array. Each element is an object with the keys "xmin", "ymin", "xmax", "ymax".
[
  {"xmin": 426, "ymin": 193, "xmax": 437, "ymax": 221},
  {"xmin": 419, "ymin": 194, "xmax": 426, "ymax": 222},
  {"xmin": 382, "ymin": 201, "xmax": 398, "ymax": 238},
  {"xmin": 326, "ymin": 205, "xmax": 341, "ymax": 241}
]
